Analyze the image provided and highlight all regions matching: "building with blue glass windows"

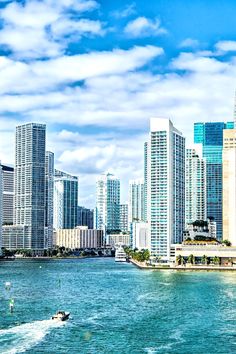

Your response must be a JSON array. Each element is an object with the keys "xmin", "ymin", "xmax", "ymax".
[{"xmin": 194, "ymin": 122, "xmax": 234, "ymax": 240}]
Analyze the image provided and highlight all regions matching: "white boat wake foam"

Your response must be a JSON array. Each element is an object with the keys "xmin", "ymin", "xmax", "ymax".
[{"xmin": 0, "ymin": 319, "xmax": 65, "ymax": 354}]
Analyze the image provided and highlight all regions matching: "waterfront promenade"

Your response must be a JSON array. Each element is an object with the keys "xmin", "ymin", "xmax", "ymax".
[{"xmin": 130, "ymin": 258, "xmax": 236, "ymax": 271}]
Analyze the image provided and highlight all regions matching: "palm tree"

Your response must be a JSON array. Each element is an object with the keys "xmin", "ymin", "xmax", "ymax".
[
  {"xmin": 213, "ymin": 256, "xmax": 220, "ymax": 265},
  {"xmin": 187, "ymin": 254, "xmax": 195, "ymax": 265},
  {"xmin": 201, "ymin": 254, "xmax": 208, "ymax": 265},
  {"xmin": 176, "ymin": 254, "xmax": 183, "ymax": 266}
]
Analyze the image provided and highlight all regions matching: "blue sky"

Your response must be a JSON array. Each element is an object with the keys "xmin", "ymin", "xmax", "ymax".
[{"xmin": 0, "ymin": 0, "xmax": 236, "ymax": 207}]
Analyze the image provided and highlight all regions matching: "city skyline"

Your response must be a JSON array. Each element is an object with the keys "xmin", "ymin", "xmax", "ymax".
[{"xmin": 0, "ymin": 0, "xmax": 236, "ymax": 207}]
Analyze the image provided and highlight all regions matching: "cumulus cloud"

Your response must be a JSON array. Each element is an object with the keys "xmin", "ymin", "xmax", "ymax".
[
  {"xmin": 124, "ymin": 16, "xmax": 167, "ymax": 38},
  {"xmin": 215, "ymin": 40, "xmax": 236, "ymax": 53},
  {"xmin": 0, "ymin": 0, "xmax": 102, "ymax": 58}
]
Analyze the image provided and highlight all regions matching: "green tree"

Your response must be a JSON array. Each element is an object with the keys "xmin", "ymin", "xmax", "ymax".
[
  {"xmin": 222, "ymin": 240, "xmax": 232, "ymax": 247},
  {"xmin": 213, "ymin": 256, "xmax": 220, "ymax": 265},
  {"xmin": 176, "ymin": 254, "xmax": 183, "ymax": 266},
  {"xmin": 187, "ymin": 254, "xmax": 195, "ymax": 265},
  {"xmin": 201, "ymin": 254, "xmax": 208, "ymax": 265}
]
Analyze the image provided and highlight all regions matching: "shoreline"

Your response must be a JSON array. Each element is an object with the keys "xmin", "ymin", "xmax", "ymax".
[
  {"xmin": 0, "ymin": 255, "xmax": 114, "ymax": 261},
  {"xmin": 130, "ymin": 259, "xmax": 236, "ymax": 271}
]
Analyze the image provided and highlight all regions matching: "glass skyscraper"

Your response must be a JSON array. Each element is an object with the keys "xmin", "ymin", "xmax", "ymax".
[
  {"xmin": 95, "ymin": 173, "xmax": 120, "ymax": 233},
  {"xmin": 54, "ymin": 169, "xmax": 78, "ymax": 229},
  {"xmin": 45, "ymin": 151, "xmax": 54, "ymax": 248},
  {"xmin": 128, "ymin": 178, "xmax": 145, "ymax": 223},
  {"xmin": 0, "ymin": 165, "xmax": 2, "ymax": 255},
  {"xmin": 14, "ymin": 123, "xmax": 46, "ymax": 253},
  {"xmin": 194, "ymin": 122, "xmax": 233, "ymax": 239}
]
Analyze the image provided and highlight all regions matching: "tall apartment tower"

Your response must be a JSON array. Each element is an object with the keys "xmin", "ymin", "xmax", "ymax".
[
  {"xmin": 14, "ymin": 123, "xmax": 46, "ymax": 253},
  {"xmin": 95, "ymin": 173, "xmax": 120, "ymax": 233},
  {"xmin": 0, "ymin": 165, "xmax": 2, "ymax": 255},
  {"xmin": 54, "ymin": 169, "xmax": 78, "ymax": 229},
  {"xmin": 194, "ymin": 122, "xmax": 233, "ymax": 239},
  {"xmin": 77, "ymin": 206, "xmax": 94, "ymax": 229},
  {"xmin": 185, "ymin": 147, "xmax": 207, "ymax": 225},
  {"xmin": 0, "ymin": 164, "xmax": 14, "ymax": 225},
  {"xmin": 45, "ymin": 151, "xmax": 54, "ymax": 249},
  {"xmin": 146, "ymin": 118, "xmax": 185, "ymax": 259},
  {"xmin": 144, "ymin": 142, "xmax": 148, "ymax": 222},
  {"xmin": 223, "ymin": 129, "xmax": 236, "ymax": 245},
  {"xmin": 120, "ymin": 203, "xmax": 129, "ymax": 233},
  {"xmin": 128, "ymin": 179, "xmax": 145, "ymax": 223}
]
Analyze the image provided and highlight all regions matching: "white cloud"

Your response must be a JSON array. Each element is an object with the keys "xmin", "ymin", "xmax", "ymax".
[
  {"xmin": 215, "ymin": 40, "xmax": 236, "ymax": 53},
  {"xmin": 124, "ymin": 16, "xmax": 167, "ymax": 38},
  {"xmin": 179, "ymin": 38, "xmax": 199, "ymax": 49},
  {"xmin": 0, "ymin": 0, "xmax": 102, "ymax": 58},
  {"xmin": 0, "ymin": 45, "xmax": 163, "ymax": 94},
  {"xmin": 112, "ymin": 2, "xmax": 136, "ymax": 19}
]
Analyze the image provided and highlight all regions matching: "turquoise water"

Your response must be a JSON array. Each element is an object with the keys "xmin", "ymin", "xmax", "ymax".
[{"xmin": 0, "ymin": 258, "xmax": 236, "ymax": 353}]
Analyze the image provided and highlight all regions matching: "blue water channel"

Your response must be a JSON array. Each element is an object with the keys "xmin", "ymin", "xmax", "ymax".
[{"xmin": 0, "ymin": 257, "xmax": 236, "ymax": 353}]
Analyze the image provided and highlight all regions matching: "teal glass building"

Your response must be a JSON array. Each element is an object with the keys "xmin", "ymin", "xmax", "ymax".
[{"xmin": 194, "ymin": 122, "xmax": 234, "ymax": 240}]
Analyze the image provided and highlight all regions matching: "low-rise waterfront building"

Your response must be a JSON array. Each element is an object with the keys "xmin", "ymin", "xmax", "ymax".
[
  {"xmin": 107, "ymin": 233, "xmax": 130, "ymax": 248},
  {"xmin": 2, "ymin": 225, "xmax": 30, "ymax": 250},
  {"xmin": 172, "ymin": 243, "xmax": 236, "ymax": 266},
  {"xmin": 55, "ymin": 227, "xmax": 104, "ymax": 250}
]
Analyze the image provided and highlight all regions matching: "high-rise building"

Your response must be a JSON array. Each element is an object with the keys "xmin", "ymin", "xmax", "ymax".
[
  {"xmin": 120, "ymin": 203, "xmax": 128, "ymax": 233},
  {"xmin": 146, "ymin": 118, "xmax": 185, "ymax": 259},
  {"xmin": 223, "ymin": 129, "xmax": 236, "ymax": 245},
  {"xmin": 54, "ymin": 169, "xmax": 78, "ymax": 229},
  {"xmin": 144, "ymin": 142, "xmax": 148, "ymax": 222},
  {"xmin": 45, "ymin": 152, "xmax": 54, "ymax": 249},
  {"xmin": 14, "ymin": 123, "xmax": 46, "ymax": 253},
  {"xmin": 128, "ymin": 179, "xmax": 145, "ymax": 223},
  {"xmin": 0, "ymin": 165, "xmax": 2, "ymax": 255},
  {"xmin": 194, "ymin": 122, "xmax": 233, "ymax": 239},
  {"xmin": 0, "ymin": 164, "xmax": 14, "ymax": 225},
  {"xmin": 185, "ymin": 147, "xmax": 207, "ymax": 225},
  {"xmin": 95, "ymin": 173, "xmax": 120, "ymax": 233},
  {"xmin": 77, "ymin": 206, "xmax": 94, "ymax": 229}
]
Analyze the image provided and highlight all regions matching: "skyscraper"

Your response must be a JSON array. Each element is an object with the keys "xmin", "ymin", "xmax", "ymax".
[
  {"xmin": 194, "ymin": 122, "xmax": 233, "ymax": 239},
  {"xmin": 45, "ymin": 151, "xmax": 54, "ymax": 249},
  {"xmin": 128, "ymin": 178, "xmax": 145, "ymax": 223},
  {"xmin": 120, "ymin": 203, "xmax": 128, "ymax": 233},
  {"xmin": 95, "ymin": 173, "xmax": 120, "ymax": 233},
  {"xmin": 0, "ymin": 164, "xmax": 14, "ymax": 225},
  {"xmin": 223, "ymin": 129, "xmax": 236, "ymax": 245},
  {"xmin": 14, "ymin": 123, "xmax": 46, "ymax": 253},
  {"xmin": 77, "ymin": 206, "xmax": 94, "ymax": 229},
  {"xmin": 185, "ymin": 147, "xmax": 207, "ymax": 225},
  {"xmin": 0, "ymin": 165, "xmax": 2, "ymax": 255},
  {"xmin": 54, "ymin": 169, "xmax": 78, "ymax": 229},
  {"xmin": 146, "ymin": 118, "xmax": 185, "ymax": 259},
  {"xmin": 144, "ymin": 142, "xmax": 148, "ymax": 222}
]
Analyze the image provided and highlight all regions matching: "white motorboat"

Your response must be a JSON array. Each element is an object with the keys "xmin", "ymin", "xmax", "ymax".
[
  {"xmin": 115, "ymin": 245, "xmax": 126, "ymax": 262},
  {"xmin": 52, "ymin": 311, "xmax": 70, "ymax": 321}
]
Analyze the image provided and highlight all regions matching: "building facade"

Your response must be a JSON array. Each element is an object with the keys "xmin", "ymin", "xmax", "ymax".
[
  {"xmin": 0, "ymin": 165, "xmax": 2, "ymax": 255},
  {"xmin": 120, "ymin": 203, "xmax": 128, "ymax": 233},
  {"xmin": 2, "ymin": 225, "xmax": 30, "ymax": 250},
  {"xmin": 0, "ymin": 164, "xmax": 14, "ymax": 225},
  {"xmin": 185, "ymin": 147, "xmax": 207, "ymax": 225},
  {"xmin": 194, "ymin": 122, "xmax": 233, "ymax": 239},
  {"xmin": 54, "ymin": 169, "xmax": 78, "ymax": 229},
  {"xmin": 130, "ymin": 221, "xmax": 149, "ymax": 250},
  {"xmin": 55, "ymin": 227, "xmax": 104, "ymax": 249},
  {"xmin": 45, "ymin": 152, "xmax": 54, "ymax": 249},
  {"xmin": 95, "ymin": 173, "xmax": 120, "ymax": 233},
  {"xmin": 147, "ymin": 118, "xmax": 185, "ymax": 259},
  {"xmin": 77, "ymin": 206, "xmax": 94, "ymax": 229},
  {"xmin": 223, "ymin": 129, "xmax": 236, "ymax": 245},
  {"xmin": 128, "ymin": 179, "xmax": 145, "ymax": 223},
  {"xmin": 14, "ymin": 123, "xmax": 46, "ymax": 253}
]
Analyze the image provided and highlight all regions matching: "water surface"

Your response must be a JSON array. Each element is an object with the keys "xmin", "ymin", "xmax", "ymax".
[{"xmin": 0, "ymin": 258, "xmax": 236, "ymax": 353}]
